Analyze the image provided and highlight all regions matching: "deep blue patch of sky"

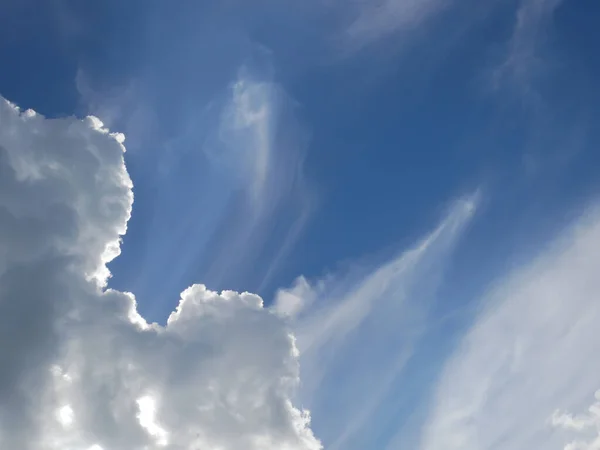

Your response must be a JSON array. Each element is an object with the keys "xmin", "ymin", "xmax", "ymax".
[{"xmin": 0, "ymin": 0, "xmax": 598, "ymax": 327}]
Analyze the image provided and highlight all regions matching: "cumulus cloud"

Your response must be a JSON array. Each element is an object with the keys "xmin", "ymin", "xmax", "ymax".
[
  {"xmin": 0, "ymin": 96, "xmax": 321, "ymax": 449},
  {"xmin": 419, "ymin": 202, "xmax": 600, "ymax": 450},
  {"xmin": 277, "ymin": 192, "xmax": 478, "ymax": 448}
]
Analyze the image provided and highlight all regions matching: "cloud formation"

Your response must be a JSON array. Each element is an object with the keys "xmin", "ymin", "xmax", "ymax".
[
  {"xmin": 277, "ymin": 192, "xmax": 479, "ymax": 448},
  {"xmin": 201, "ymin": 69, "xmax": 314, "ymax": 290},
  {"xmin": 83, "ymin": 64, "xmax": 313, "ymax": 312},
  {"xmin": 552, "ymin": 390, "xmax": 600, "ymax": 450},
  {"xmin": 493, "ymin": 0, "xmax": 566, "ymax": 100},
  {"xmin": 342, "ymin": 0, "xmax": 451, "ymax": 51},
  {"xmin": 419, "ymin": 202, "xmax": 600, "ymax": 450},
  {"xmin": 0, "ymin": 96, "xmax": 320, "ymax": 449}
]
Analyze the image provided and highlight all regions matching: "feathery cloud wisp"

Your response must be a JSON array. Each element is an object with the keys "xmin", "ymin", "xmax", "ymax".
[
  {"xmin": 276, "ymin": 192, "xmax": 479, "ymax": 448},
  {"xmin": 342, "ymin": 0, "xmax": 451, "ymax": 51},
  {"xmin": 420, "ymin": 202, "xmax": 600, "ymax": 450}
]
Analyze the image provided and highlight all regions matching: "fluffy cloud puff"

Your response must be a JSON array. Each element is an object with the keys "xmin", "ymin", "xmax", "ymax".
[
  {"xmin": 552, "ymin": 390, "xmax": 600, "ymax": 450},
  {"xmin": 0, "ymin": 97, "xmax": 321, "ymax": 450}
]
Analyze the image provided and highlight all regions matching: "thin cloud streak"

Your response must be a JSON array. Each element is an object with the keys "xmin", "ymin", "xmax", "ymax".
[
  {"xmin": 342, "ymin": 0, "xmax": 452, "ymax": 51},
  {"xmin": 277, "ymin": 191, "xmax": 479, "ymax": 448},
  {"xmin": 202, "ymin": 69, "xmax": 314, "ymax": 290},
  {"xmin": 80, "ymin": 62, "xmax": 314, "ymax": 314},
  {"xmin": 492, "ymin": 0, "xmax": 567, "ymax": 103},
  {"xmin": 419, "ymin": 202, "xmax": 600, "ymax": 450}
]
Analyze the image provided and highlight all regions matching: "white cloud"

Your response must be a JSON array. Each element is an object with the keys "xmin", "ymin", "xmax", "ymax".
[
  {"xmin": 551, "ymin": 390, "xmax": 600, "ymax": 450},
  {"xmin": 419, "ymin": 203, "xmax": 600, "ymax": 450},
  {"xmin": 342, "ymin": 0, "xmax": 451, "ymax": 51},
  {"xmin": 493, "ymin": 0, "xmax": 566, "ymax": 99},
  {"xmin": 277, "ymin": 192, "xmax": 479, "ymax": 448},
  {"xmin": 0, "ymin": 96, "xmax": 321, "ymax": 449},
  {"xmin": 81, "ymin": 64, "xmax": 314, "ymax": 303},
  {"xmin": 201, "ymin": 68, "xmax": 314, "ymax": 289},
  {"xmin": 209, "ymin": 70, "xmax": 305, "ymax": 217},
  {"xmin": 274, "ymin": 275, "xmax": 316, "ymax": 318}
]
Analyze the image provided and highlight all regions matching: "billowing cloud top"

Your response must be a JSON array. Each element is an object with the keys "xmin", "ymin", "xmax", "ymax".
[{"xmin": 0, "ymin": 97, "xmax": 321, "ymax": 450}]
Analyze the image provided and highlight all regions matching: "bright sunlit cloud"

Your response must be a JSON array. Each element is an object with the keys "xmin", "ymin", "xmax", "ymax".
[
  {"xmin": 0, "ymin": 96, "xmax": 321, "ymax": 450},
  {"xmin": 0, "ymin": 1, "xmax": 597, "ymax": 449},
  {"xmin": 56, "ymin": 405, "xmax": 74, "ymax": 428},
  {"xmin": 136, "ymin": 396, "xmax": 168, "ymax": 446}
]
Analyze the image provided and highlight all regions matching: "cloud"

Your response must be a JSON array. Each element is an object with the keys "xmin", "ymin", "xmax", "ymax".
[
  {"xmin": 341, "ymin": 0, "xmax": 451, "ymax": 51},
  {"xmin": 277, "ymin": 192, "xmax": 479, "ymax": 448},
  {"xmin": 552, "ymin": 390, "xmax": 600, "ymax": 450},
  {"xmin": 173, "ymin": 67, "xmax": 314, "ymax": 293},
  {"xmin": 207, "ymin": 67, "xmax": 312, "ymax": 220},
  {"xmin": 81, "ymin": 62, "xmax": 314, "ymax": 312},
  {"xmin": 274, "ymin": 275, "xmax": 316, "ymax": 319},
  {"xmin": 0, "ymin": 96, "xmax": 321, "ymax": 449},
  {"xmin": 419, "ymin": 202, "xmax": 600, "ymax": 450},
  {"xmin": 493, "ymin": 0, "xmax": 566, "ymax": 101}
]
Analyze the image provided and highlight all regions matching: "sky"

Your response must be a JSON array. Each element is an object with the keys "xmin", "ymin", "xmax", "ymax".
[{"xmin": 0, "ymin": 0, "xmax": 599, "ymax": 449}]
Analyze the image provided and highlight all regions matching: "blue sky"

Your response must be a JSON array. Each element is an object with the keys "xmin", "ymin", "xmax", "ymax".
[{"xmin": 1, "ymin": 0, "xmax": 600, "ymax": 449}]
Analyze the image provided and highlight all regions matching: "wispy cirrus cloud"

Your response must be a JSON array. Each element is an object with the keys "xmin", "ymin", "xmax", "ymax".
[
  {"xmin": 79, "ymin": 59, "xmax": 314, "ymax": 317},
  {"xmin": 201, "ymin": 69, "xmax": 314, "ymax": 290},
  {"xmin": 493, "ymin": 0, "xmax": 567, "ymax": 102},
  {"xmin": 276, "ymin": 192, "xmax": 479, "ymax": 448},
  {"xmin": 419, "ymin": 201, "xmax": 600, "ymax": 450},
  {"xmin": 341, "ymin": 0, "xmax": 452, "ymax": 51}
]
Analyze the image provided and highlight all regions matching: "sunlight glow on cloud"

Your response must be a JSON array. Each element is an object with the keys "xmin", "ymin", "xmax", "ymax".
[
  {"xmin": 56, "ymin": 405, "xmax": 74, "ymax": 428},
  {"xmin": 0, "ymin": 96, "xmax": 321, "ymax": 449},
  {"xmin": 136, "ymin": 396, "xmax": 169, "ymax": 447}
]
